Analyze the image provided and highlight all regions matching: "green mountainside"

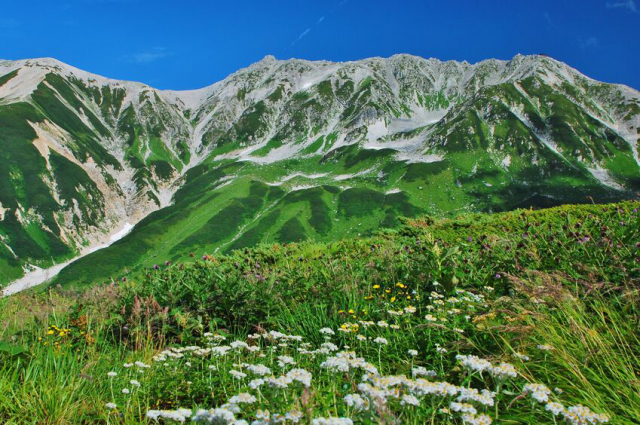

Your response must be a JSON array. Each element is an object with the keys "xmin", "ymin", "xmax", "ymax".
[{"xmin": 0, "ymin": 54, "xmax": 639, "ymax": 288}]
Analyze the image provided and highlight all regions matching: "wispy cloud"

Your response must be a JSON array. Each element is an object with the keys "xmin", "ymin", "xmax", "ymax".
[
  {"xmin": 292, "ymin": 28, "xmax": 312, "ymax": 45},
  {"xmin": 124, "ymin": 47, "xmax": 171, "ymax": 64},
  {"xmin": 606, "ymin": 0, "xmax": 638, "ymax": 12},
  {"xmin": 291, "ymin": 0, "xmax": 347, "ymax": 46}
]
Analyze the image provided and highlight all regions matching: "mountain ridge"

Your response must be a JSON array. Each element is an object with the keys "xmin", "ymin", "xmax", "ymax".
[{"xmin": 0, "ymin": 53, "xmax": 639, "ymax": 288}]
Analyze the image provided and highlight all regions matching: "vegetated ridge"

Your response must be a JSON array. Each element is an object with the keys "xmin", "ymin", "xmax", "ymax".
[{"xmin": 0, "ymin": 54, "xmax": 639, "ymax": 287}]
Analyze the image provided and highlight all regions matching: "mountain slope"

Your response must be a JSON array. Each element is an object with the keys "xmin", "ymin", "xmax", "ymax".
[{"xmin": 0, "ymin": 54, "xmax": 639, "ymax": 287}]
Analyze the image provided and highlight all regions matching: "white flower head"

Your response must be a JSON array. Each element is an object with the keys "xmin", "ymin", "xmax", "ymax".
[
  {"xmin": 401, "ymin": 394, "xmax": 420, "ymax": 406},
  {"xmin": 228, "ymin": 393, "xmax": 257, "ymax": 405}
]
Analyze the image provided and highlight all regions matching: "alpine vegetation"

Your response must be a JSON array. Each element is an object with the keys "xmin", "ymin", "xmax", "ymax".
[
  {"xmin": 1, "ymin": 54, "xmax": 639, "ymax": 290},
  {"xmin": 0, "ymin": 201, "xmax": 638, "ymax": 423}
]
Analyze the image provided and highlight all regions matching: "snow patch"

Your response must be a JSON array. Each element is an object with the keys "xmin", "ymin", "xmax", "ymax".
[
  {"xmin": 387, "ymin": 107, "xmax": 448, "ymax": 133},
  {"xmin": 334, "ymin": 167, "xmax": 376, "ymax": 181},
  {"xmin": 2, "ymin": 221, "xmax": 135, "ymax": 297},
  {"xmin": 587, "ymin": 166, "xmax": 625, "ymax": 191}
]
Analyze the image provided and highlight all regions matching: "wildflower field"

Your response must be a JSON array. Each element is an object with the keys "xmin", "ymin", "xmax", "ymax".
[{"xmin": 1, "ymin": 201, "xmax": 639, "ymax": 424}]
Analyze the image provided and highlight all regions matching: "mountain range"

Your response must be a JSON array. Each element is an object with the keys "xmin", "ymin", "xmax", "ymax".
[{"xmin": 0, "ymin": 53, "xmax": 639, "ymax": 288}]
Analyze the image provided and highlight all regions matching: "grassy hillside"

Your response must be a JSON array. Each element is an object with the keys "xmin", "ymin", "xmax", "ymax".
[
  {"xmin": 50, "ymin": 152, "xmax": 630, "ymax": 289},
  {"xmin": 1, "ymin": 201, "xmax": 638, "ymax": 423}
]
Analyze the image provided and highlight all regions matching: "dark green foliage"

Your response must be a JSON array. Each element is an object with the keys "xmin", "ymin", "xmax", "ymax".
[
  {"xmin": 43, "ymin": 74, "xmax": 111, "ymax": 138},
  {"xmin": 267, "ymin": 85, "xmax": 284, "ymax": 102},
  {"xmin": 281, "ymin": 187, "xmax": 332, "ymax": 235},
  {"xmin": 171, "ymin": 181, "xmax": 272, "ymax": 253},
  {"xmin": 176, "ymin": 140, "xmax": 191, "ymax": 164},
  {"xmin": 322, "ymin": 144, "xmax": 395, "ymax": 169},
  {"xmin": 117, "ymin": 200, "xmax": 640, "ymax": 334},
  {"xmin": 338, "ymin": 188, "xmax": 386, "ymax": 218},
  {"xmin": 301, "ymin": 136, "xmax": 324, "ymax": 154},
  {"xmin": 277, "ymin": 217, "xmax": 307, "ymax": 243},
  {"xmin": 402, "ymin": 161, "xmax": 449, "ymax": 182},
  {"xmin": 0, "ymin": 70, "xmax": 18, "ymax": 87},
  {"xmin": 234, "ymin": 101, "xmax": 268, "ymax": 140},
  {"xmin": 0, "ymin": 103, "xmax": 75, "ymax": 264},
  {"xmin": 151, "ymin": 160, "xmax": 175, "ymax": 181},
  {"xmin": 317, "ymin": 80, "xmax": 333, "ymax": 98},
  {"xmin": 292, "ymin": 91, "xmax": 311, "ymax": 102},
  {"xmin": 227, "ymin": 210, "xmax": 281, "ymax": 251},
  {"xmin": 252, "ymin": 139, "xmax": 283, "ymax": 157},
  {"xmin": 31, "ymin": 80, "xmax": 121, "ymax": 169},
  {"xmin": 49, "ymin": 150, "xmax": 104, "ymax": 226}
]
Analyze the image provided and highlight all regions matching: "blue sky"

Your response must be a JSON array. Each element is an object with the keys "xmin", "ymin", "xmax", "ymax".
[{"xmin": 1, "ymin": 0, "xmax": 639, "ymax": 90}]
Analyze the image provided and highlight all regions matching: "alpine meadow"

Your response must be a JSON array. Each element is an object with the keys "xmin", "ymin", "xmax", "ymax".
[{"xmin": 1, "ymin": 4, "xmax": 640, "ymax": 423}]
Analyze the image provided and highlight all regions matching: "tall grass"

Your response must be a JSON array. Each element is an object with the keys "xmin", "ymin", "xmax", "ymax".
[{"xmin": 0, "ymin": 201, "xmax": 638, "ymax": 423}]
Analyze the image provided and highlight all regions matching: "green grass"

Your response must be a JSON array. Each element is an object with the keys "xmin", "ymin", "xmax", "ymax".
[{"xmin": 1, "ymin": 201, "xmax": 639, "ymax": 423}]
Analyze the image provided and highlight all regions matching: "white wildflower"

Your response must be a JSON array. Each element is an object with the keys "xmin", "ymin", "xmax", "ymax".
[
  {"xmin": 343, "ymin": 393, "xmax": 369, "ymax": 411},
  {"xmin": 286, "ymin": 368, "xmax": 313, "ymax": 387},
  {"xmin": 456, "ymin": 354, "xmax": 493, "ymax": 374},
  {"xmin": 147, "ymin": 408, "xmax": 192, "ymax": 423},
  {"xmin": 228, "ymin": 393, "xmax": 257, "ymax": 405},
  {"xmin": 229, "ymin": 370, "xmax": 247, "ymax": 379},
  {"xmin": 562, "ymin": 405, "xmax": 609, "ymax": 424},
  {"xmin": 412, "ymin": 367, "xmax": 437, "ymax": 378},
  {"xmin": 249, "ymin": 379, "xmax": 265, "ymax": 389},
  {"xmin": 277, "ymin": 355, "xmax": 296, "ymax": 368},
  {"xmin": 191, "ymin": 408, "xmax": 235, "ymax": 423},
  {"xmin": 285, "ymin": 410, "xmax": 303, "ymax": 423},
  {"xmin": 311, "ymin": 418, "xmax": 354, "ymax": 425},
  {"xmin": 450, "ymin": 402, "xmax": 477, "ymax": 414},
  {"xmin": 490, "ymin": 363, "xmax": 517, "ymax": 380},
  {"xmin": 266, "ymin": 375, "xmax": 293, "ymax": 389},
  {"xmin": 461, "ymin": 413, "xmax": 493, "ymax": 424},
  {"xmin": 523, "ymin": 383, "xmax": 551, "ymax": 403},
  {"xmin": 401, "ymin": 394, "xmax": 420, "ymax": 406},
  {"xmin": 245, "ymin": 364, "xmax": 272, "ymax": 376},
  {"xmin": 545, "ymin": 402, "xmax": 565, "ymax": 416}
]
